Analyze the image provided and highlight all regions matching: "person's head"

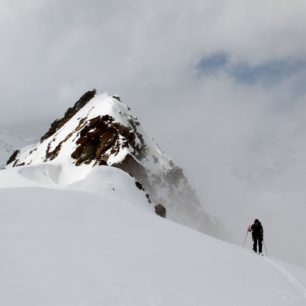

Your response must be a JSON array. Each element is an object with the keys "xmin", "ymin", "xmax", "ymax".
[{"xmin": 254, "ymin": 219, "xmax": 260, "ymax": 224}]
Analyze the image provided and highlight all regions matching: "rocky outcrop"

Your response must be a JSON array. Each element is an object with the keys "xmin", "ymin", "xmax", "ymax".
[
  {"xmin": 6, "ymin": 150, "xmax": 19, "ymax": 165},
  {"xmin": 155, "ymin": 204, "xmax": 166, "ymax": 218},
  {"xmin": 71, "ymin": 115, "xmax": 145, "ymax": 166},
  {"xmin": 40, "ymin": 89, "xmax": 96, "ymax": 142}
]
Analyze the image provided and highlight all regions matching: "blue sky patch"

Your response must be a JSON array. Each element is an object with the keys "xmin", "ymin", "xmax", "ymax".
[
  {"xmin": 197, "ymin": 53, "xmax": 306, "ymax": 84},
  {"xmin": 197, "ymin": 53, "xmax": 228, "ymax": 73}
]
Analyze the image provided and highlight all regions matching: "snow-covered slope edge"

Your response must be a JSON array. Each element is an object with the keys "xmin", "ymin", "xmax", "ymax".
[
  {"xmin": 6, "ymin": 90, "xmax": 222, "ymax": 237},
  {"xmin": 1, "ymin": 182, "xmax": 306, "ymax": 306}
]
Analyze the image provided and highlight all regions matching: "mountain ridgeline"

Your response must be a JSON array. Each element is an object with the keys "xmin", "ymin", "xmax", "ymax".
[{"xmin": 7, "ymin": 90, "xmax": 222, "ymax": 236}]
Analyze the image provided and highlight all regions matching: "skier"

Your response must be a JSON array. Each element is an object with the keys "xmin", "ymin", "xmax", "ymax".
[{"xmin": 248, "ymin": 219, "xmax": 264, "ymax": 254}]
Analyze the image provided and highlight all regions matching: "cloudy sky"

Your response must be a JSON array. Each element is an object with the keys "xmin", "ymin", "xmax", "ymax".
[{"xmin": 1, "ymin": 0, "xmax": 306, "ymax": 248}]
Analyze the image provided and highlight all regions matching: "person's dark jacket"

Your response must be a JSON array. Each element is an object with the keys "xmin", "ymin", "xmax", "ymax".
[{"xmin": 249, "ymin": 220, "xmax": 264, "ymax": 239}]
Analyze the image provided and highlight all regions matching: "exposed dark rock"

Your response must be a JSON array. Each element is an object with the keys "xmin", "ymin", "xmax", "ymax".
[
  {"xmin": 135, "ymin": 181, "xmax": 144, "ymax": 190},
  {"xmin": 7, "ymin": 150, "xmax": 19, "ymax": 165},
  {"xmin": 45, "ymin": 133, "xmax": 73, "ymax": 161},
  {"xmin": 145, "ymin": 193, "xmax": 151, "ymax": 203},
  {"xmin": 71, "ymin": 115, "xmax": 147, "ymax": 167},
  {"xmin": 14, "ymin": 161, "xmax": 25, "ymax": 167},
  {"xmin": 155, "ymin": 204, "xmax": 166, "ymax": 218},
  {"xmin": 29, "ymin": 148, "xmax": 37, "ymax": 155},
  {"xmin": 128, "ymin": 119, "xmax": 145, "ymax": 156},
  {"xmin": 41, "ymin": 89, "xmax": 96, "ymax": 142},
  {"xmin": 112, "ymin": 95, "xmax": 121, "ymax": 102},
  {"xmin": 71, "ymin": 115, "xmax": 116, "ymax": 166}
]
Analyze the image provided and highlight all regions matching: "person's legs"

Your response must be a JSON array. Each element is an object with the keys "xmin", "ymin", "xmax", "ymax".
[
  {"xmin": 253, "ymin": 236, "xmax": 258, "ymax": 253},
  {"xmin": 258, "ymin": 238, "xmax": 263, "ymax": 254}
]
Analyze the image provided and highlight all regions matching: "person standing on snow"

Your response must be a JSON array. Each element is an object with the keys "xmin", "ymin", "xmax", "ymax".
[{"xmin": 248, "ymin": 219, "xmax": 264, "ymax": 254}]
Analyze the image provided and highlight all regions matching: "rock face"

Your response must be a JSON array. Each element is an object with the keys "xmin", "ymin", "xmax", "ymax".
[{"xmin": 7, "ymin": 90, "xmax": 222, "ymax": 237}]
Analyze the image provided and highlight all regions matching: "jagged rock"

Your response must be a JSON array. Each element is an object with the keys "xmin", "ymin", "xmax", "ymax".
[
  {"xmin": 7, "ymin": 150, "xmax": 20, "ymax": 165},
  {"xmin": 135, "ymin": 181, "xmax": 144, "ymax": 191},
  {"xmin": 155, "ymin": 204, "xmax": 166, "ymax": 218},
  {"xmin": 40, "ymin": 89, "xmax": 96, "ymax": 142},
  {"xmin": 112, "ymin": 95, "xmax": 121, "ymax": 102},
  {"xmin": 70, "ymin": 115, "xmax": 145, "ymax": 167}
]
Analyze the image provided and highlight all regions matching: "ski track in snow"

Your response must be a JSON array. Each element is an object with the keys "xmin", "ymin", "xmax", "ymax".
[{"xmin": 265, "ymin": 257, "xmax": 306, "ymax": 300}]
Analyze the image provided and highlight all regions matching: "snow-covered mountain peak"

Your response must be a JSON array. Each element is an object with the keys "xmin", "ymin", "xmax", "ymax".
[
  {"xmin": 8, "ymin": 90, "xmax": 170, "ymax": 173},
  {"xmin": 6, "ymin": 90, "xmax": 222, "ymax": 236}
]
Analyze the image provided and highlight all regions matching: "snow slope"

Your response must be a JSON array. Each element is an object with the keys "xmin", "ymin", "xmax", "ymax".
[{"xmin": 1, "ymin": 166, "xmax": 306, "ymax": 305}]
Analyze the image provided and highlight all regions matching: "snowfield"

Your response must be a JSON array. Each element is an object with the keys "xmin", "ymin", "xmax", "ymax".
[{"xmin": 1, "ymin": 166, "xmax": 306, "ymax": 305}]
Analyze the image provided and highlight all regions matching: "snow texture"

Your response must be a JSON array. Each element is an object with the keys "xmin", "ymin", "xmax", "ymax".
[{"xmin": 0, "ymin": 165, "xmax": 306, "ymax": 305}]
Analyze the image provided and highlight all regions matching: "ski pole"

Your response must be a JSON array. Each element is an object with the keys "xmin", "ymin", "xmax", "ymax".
[
  {"xmin": 242, "ymin": 230, "xmax": 249, "ymax": 248},
  {"xmin": 263, "ymin": 240, "xmax": 268, "ymax": 256}
]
